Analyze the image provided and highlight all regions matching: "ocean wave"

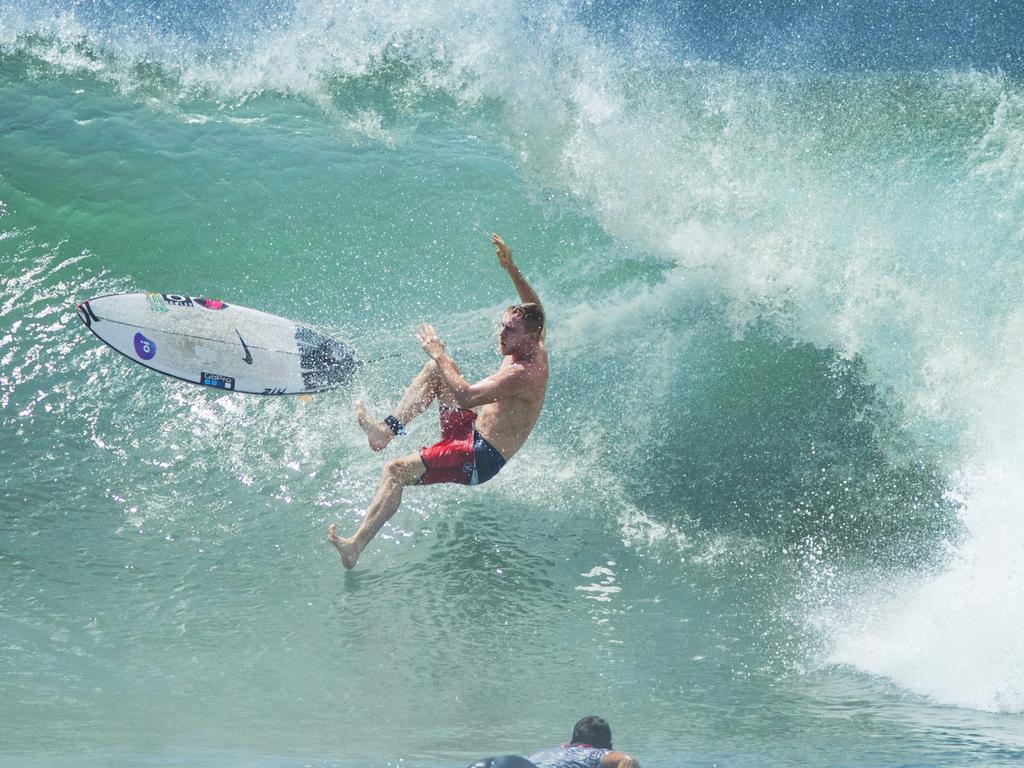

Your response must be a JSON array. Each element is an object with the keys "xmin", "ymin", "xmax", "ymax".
[{"xmin": 5, "ymin": 0, "xmax": 1024, "ymax": 714}]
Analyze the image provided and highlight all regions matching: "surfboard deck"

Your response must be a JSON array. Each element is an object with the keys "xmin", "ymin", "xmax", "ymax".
[{"xmin": 76, "ymin": 292, "xmax": 360, "ymax": 395}]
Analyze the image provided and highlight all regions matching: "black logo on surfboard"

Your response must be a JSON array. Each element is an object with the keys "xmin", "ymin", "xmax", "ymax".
[
  {"xmin": 201, "ymin": 371, "xmax": 235, "ymax": 390},
  {"xmin": 236, "ymin": 329, "xmax": 254, "ymax": 365}
]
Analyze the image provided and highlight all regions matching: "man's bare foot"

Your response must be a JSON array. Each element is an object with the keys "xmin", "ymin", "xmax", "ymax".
[
  {"xmin": 356, "ymin": 400, "xmax": 392, "ymax": 452},
  {"xmin": 328, "ymin": 523, "xmax": 360, "ymax": 570}
]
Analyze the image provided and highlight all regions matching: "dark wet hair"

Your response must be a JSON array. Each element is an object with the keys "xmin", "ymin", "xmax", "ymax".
[
  {"xmin": 571, "ymin": 716, "xmax": 612, "ymax": 750},
  {"xmin": 506, "ymin": 302, "xmax": 545, "ymax": 336}
]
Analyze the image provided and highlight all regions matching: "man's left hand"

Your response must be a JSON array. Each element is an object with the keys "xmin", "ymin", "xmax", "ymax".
[{"xmin": 417, "ymin": 323, "xmax": 446, "ymax": 360}]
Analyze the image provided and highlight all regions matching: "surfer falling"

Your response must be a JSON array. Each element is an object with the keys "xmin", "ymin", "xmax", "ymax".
[{"xmin": 328, "ymin": 233, "xmax": 549, "ymax": 569}]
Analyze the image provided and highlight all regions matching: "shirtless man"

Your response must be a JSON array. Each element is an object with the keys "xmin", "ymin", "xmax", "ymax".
[{"xmin": 327, "ymin": 233, "xmax": 549, "ymax": 569}]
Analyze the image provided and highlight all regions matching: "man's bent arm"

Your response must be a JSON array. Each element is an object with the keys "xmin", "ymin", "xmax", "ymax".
[
  {"xmin": 416, "ymin": 323, "xmax": 528, "ymax": 409},
  {"xmin": 435, "ymin": 356, "xmax": 529, "ymax": 410},
  {"xmin": 432, "ymin": 353, "xmax": 472, "ymax": 404},
  {"xmin": 493, "ymin": 233, "xmax": 541, "ymax": 308},
  {"xmin": 600, "ymin": 752, "xmax": 639, "ymax": 768}
]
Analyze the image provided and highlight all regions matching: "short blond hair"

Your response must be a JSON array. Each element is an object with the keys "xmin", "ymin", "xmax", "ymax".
[{"xmin": 506, "ymin": 303, "xmax": 545, "ymax": 336}]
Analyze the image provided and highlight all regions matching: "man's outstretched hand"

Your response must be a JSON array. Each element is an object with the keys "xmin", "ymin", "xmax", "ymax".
[
  {"xmin": 492, "ymin": 233, "xmax": 514, "ymax": 271},
  {"xmin": 417, "ymin": 323, "xmax": 445, "ymax": 360}
]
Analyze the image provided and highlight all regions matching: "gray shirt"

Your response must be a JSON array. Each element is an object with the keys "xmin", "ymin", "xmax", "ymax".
[{"xmin": 528, "ymin": 745, "xmax": 609, "ymax": 768}]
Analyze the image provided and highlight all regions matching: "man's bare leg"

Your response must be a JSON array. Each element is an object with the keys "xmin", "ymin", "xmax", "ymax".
[
  {"xmin": 356, "ymin": 360, "xmax": 456, "ymax": 452},
  {"xmin": 328, "ymin": 453, "xmax": 426, "ymax": 569},
  {"xmin": 355, "ymin": 401, "xmax": 394, "ymax": 452}
]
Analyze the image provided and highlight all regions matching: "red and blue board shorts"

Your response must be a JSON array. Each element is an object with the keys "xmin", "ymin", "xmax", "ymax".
[{"xmin": 418, "ymin": 407, "xmax": 506, "ymax": 486}]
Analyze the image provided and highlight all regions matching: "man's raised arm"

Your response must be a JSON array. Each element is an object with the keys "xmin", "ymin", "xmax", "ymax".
[{"xmin": 492, "ymin": 233, "xmax": 541, "ymax": 308}]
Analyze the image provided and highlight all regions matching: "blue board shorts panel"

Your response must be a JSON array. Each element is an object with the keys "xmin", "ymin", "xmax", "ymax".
[{"xmin": 470, "ymin": 431, "xmax": 506, "ymax": 485}]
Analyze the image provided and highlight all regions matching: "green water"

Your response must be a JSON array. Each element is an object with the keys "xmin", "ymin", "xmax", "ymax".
[{"xmin": 4, "ymin": 3, "xmax": 1024, "ymax": 766}]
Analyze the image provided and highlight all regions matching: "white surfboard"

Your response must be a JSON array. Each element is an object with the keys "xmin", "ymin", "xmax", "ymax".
[{"xmin": 76, "ymin": 292, "xmax": 361, "ymax": 395}]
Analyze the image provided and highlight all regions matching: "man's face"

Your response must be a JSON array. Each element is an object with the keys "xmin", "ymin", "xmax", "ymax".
[{"xmin": 498, "ymin": 312, "xmax": 530, "ymax": 355}]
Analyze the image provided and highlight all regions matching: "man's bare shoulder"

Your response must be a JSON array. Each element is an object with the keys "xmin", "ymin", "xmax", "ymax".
[
  {"xmin": 527, "ymin": 343, "xmax": 549, "ymax": 373},
  {"xmin": 509, "ymin": 350, "xmax": 548, "ymax": 385},
  {"xmin": 535, "ymin": 346, "xmax": 550, "ymax": 381}
]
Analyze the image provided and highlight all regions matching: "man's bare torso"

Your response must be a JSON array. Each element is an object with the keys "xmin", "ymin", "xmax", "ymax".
[{"xmin": 474, "ymin": 344, "xmax": 549, "ymax": 460}]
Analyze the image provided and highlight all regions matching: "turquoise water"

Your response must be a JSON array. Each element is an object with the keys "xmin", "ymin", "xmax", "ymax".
[{"xmin": 3, "ymin": 2, "xmax": 1024, "ymax": 766}]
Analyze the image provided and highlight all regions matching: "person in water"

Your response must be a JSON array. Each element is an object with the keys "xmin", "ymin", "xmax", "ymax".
[
  {"xmin": 466, "ymin": 717, "xmax": 639, "ymax": 768},
  {"xmin": 328, "ymin": 233, "xmax": 549, "ymax": 569},
  {"xmin": 527, "ymin": 717, "xmax": 639, "ymax": 768}
]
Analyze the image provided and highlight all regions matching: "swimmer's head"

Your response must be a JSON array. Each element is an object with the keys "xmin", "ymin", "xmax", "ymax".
[{"xmin": 571, "ymin": 716, "xmax": 612, "ymax": 750}]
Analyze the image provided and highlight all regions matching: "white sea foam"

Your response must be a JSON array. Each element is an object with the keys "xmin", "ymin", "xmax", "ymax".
[
  {"xmin": 537, "ymin": 59, "xmax": 1024, "ymax": 712},
  {"xmin": 830, "ymin": 454, "xmax": 1024, "ymax": 712},
  {"xmin": 827, "ymin": 303, "xmax": 1024, "ymax": 713}
]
